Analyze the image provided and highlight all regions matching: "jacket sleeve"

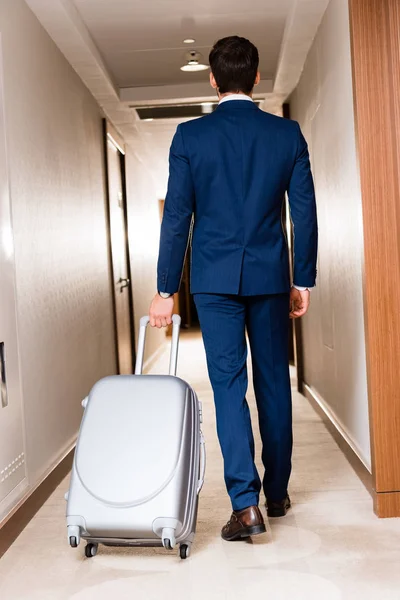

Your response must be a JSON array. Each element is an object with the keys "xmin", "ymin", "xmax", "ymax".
[
  {"xmin": 287, "ymin": 122, "xmax": 318, "ymax": 288},
  {"xmin": 157, "ymin": 124, "xmax": 195, "ymax": 294}
]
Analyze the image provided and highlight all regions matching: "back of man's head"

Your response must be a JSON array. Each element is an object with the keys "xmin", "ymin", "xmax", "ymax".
[{"xmin": 209, "ymin": 36, "xmax": 259, "ymax": 95}]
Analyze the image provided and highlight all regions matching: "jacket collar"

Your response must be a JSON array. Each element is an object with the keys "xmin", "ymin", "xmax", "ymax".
[
  {"xmin": 218, "ymin": 93, "xmax": 254, "ymax": 105},
  {"xmin": 216, "ymin": 99, "xmax": 258, "ymax": 111}
]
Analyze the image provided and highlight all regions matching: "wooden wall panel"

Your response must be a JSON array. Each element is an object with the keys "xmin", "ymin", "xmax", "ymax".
[{"xmin": 349, "ymin": 0, "xmax": 400, "ymax": 516}]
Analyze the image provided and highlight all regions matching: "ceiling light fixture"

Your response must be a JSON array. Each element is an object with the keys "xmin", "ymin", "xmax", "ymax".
[
  {"xmin": 183, "ymin": 38, "xmax": 196, "ymax": 44},
  {"xmin": 181, "ymin": 50, "xmax": 209, "ymax": 72}
]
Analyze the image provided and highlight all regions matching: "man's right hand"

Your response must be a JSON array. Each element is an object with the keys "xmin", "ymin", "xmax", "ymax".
[
  {"xmin": 289, "ymin": 288, "xmax": 310, "ymax": 319},
  {"xmin": 149, "ymin": 293, "xmax": 175, "ymax": 328}
]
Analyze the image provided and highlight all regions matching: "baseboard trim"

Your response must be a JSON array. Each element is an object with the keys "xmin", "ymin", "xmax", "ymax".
[
  {"xmin": 303, "ymin": 384, "xmax": 373, "ymax": 497},
  {"xmin": 0, "ymin": 479, "xmax": 29, "ymax": 526},
  {"xmin": 0, "ymin": 435, "xmax": 76, "ymax": 528},
  {"xmin": 0, "ymin": 442, "xmax": 75, "ymax": 558}
]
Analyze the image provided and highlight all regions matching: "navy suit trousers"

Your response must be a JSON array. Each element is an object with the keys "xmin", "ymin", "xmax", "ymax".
[{"xmin": 194, "ymin": 292, "xmax": 292, "ymax": 511}]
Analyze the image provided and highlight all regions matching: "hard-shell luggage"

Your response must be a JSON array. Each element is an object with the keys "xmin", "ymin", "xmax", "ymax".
[{"xmin": 65, "ymin": 314, "xmax": 205, "ymax": 560}]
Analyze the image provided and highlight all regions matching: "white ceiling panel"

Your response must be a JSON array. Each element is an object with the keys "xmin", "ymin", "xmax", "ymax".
[
  {"xmin": 26, "ymin": 0, "xmax": 329, "ymax": 156},
  {"xmin": 72, "ymin": 0, "xmax": 294, "ymax": 87}
]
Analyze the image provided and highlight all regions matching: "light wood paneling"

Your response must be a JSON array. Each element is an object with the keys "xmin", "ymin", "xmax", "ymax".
[{"xmin": 349, "ymin": 0, "xmax": 400, "ymax": 515}]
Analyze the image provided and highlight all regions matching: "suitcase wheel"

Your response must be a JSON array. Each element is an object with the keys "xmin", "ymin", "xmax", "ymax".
[
  {"xmin": 163, "ymin": 539, "xmax": 173, "ymax": 550},
  {"xmin": 162, "ymin": 527, "xmax": 176, "ymax": 550},
  {"xmin": 85, "ymin": 543, "xmax": 98, "ymax": 558},
  {"xmin": 68, "ymin": 525, "xmax": 81, "ymax": 548},
  {"xmin": 179, "ymin": 544, "xmax": 190, "ymax": 560}
]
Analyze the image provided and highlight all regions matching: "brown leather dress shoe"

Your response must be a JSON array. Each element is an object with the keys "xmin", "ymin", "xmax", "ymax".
[
  {"xmin": 265, "ymin": 494, "xmax": 291, "ymax": 518},
  {"xmin": 221, "ymin": 505, "xmax": 266, "ymax": 541}
]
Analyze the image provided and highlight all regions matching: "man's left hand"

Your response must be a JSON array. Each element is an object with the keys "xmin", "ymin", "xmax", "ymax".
[
  {"xmin": 290, "ymin": 288, "xmax": 310, "ymax": 319},
  {"xmin": 149, "ymin": 294, "xmax": 174, "ymax": 328}
]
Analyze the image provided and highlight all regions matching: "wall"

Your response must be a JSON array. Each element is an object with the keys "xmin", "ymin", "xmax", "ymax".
[
  {"xmin": 0, "ymin": 0, "xmax": 116, "ymax": 521},
  {"xmin": 289, "ymin": 0, "xmax": 370, "ymax": 467}
]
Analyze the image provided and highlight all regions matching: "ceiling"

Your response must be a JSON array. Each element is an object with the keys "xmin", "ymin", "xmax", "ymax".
[
  {"xmin": 72, "ymin": 0, "xmax": 294, "ymax": 88},
  {"xmin": 26, "ymin": 0, "xmax": 330, "ymax": 185}
]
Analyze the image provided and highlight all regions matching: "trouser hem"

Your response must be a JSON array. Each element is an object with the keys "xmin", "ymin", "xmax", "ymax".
[{"xmin": 232, "ymin": 495, "xmax": 260, "ymax": 512}]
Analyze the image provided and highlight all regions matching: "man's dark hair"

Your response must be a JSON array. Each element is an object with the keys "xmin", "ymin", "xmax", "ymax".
[{"xmin": 209, "ymin": 36, "xmax": 259, "ymax": 95}]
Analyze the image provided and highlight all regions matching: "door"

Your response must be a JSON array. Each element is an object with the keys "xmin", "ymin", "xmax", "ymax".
[
  {"xmin": 104, "ymin": 121, "xmax": 135, "ymax": 374},
  {"xmin": 0, "ymin": 37, "xmax": 27, "ymax": 520}
]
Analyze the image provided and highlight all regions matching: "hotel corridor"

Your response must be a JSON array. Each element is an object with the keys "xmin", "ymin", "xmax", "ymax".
[{"xmin": 1, "ymin": 331, "xmax": 400, "ymax": 600}]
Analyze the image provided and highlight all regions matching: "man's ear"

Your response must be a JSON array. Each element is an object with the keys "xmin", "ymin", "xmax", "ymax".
[
  {"xmin": 210, "ymin": 72, "xmax": 218, "ymax": 90},
  {"xmin": 254, "ymin": 71, "xmax": 261, "ymax": 86}
]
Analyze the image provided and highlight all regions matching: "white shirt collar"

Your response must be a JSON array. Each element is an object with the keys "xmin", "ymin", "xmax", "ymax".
[{"xmin": 218, "ymin": 94, "xmax": 254, "ymax": 105}]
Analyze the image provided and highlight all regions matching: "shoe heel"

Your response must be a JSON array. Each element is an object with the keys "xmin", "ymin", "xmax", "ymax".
[
  {"xmin": 243, "ymin": 524, "xmax": 266, "ymax": 537},
  {"xmin": 267, "ymin": 508, "xmax": 285, "ymax": 518}
]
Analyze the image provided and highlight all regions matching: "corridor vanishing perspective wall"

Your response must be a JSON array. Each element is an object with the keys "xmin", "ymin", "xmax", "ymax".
[
  {"xmin": 0, "ymin": 0, "xmax": 116, "ymax": 523},
  {"xmin": 289, "ymin": 0, "xmax": 370, "ymax": 468}
]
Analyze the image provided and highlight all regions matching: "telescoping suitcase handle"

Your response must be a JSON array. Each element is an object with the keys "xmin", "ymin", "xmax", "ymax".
[{"xmin": 134, "ymin": 314, "xmax": 181, "ymax": 376}]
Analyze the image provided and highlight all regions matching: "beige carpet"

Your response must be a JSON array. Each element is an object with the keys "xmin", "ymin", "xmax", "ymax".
[{"xmin": 1, "ymin": 330, "xmax": 400, "ymax": 599}]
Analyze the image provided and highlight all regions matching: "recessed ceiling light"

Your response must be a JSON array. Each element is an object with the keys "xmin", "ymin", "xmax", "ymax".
[{"xmin": 183, "ymin": 38, "xmax": 196, "ymax": 44}]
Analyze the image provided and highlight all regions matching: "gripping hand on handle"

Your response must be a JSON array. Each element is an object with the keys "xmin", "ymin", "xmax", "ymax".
[{"xmin": 149, "ymin": 293, "xmax": 174, "ymax": 328}]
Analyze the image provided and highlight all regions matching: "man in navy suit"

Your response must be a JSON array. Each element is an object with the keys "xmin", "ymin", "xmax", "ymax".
[{"xmin": 150, "ymin": 36, "xmax": 317, "ymax": 540}]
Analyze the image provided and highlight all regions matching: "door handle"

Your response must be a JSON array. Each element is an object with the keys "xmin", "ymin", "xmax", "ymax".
[{"xmin": 118, "ymin": 277, "xmax": 130, "ymax": 292}]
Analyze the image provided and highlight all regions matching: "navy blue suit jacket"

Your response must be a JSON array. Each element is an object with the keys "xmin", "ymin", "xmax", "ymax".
[{"xmin": 157, "ymin": 100, "xmax": 318, "ymax": 295}]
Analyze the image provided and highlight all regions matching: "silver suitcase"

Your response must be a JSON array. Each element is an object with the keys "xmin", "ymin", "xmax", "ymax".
[{"xmin": 65, "ymin": 314, "xmax": 205, "ymax": 560}]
